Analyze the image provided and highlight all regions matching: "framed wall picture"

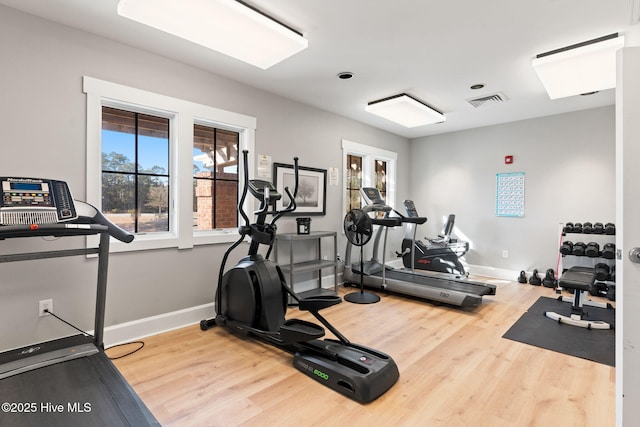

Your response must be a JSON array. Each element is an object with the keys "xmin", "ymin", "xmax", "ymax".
[{"xmin": 273, "ymin": 163, "xmax": 327, "ymax": 215}]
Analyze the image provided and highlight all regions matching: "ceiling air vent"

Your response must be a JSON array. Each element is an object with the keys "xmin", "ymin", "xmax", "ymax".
[{"xmin": 466, "ymin": 92, "xmax": 508, "ymax": 108}]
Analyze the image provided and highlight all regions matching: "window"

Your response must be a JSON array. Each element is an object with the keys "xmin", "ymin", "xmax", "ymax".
[
  {"xmin": 193, "ymin": 124, "xmax": 239, "ymax": 230},
  {"xmin": 346, "ymin": 154, "xmax": 363, "ymax": 213},
  {"xmin": 102, "ymin": 107, "xmax": 170, "ymax": 233},
  {"xmin": 84, "ymin": 76, "xmax": 256, "ymax": 252},
  {"xmin": 374, "ymin": 159, "xmax": 387, "ymax": 201},
  {"xmin": 342, "ymin": 140, "xmax": 396, "ymax": 214}
]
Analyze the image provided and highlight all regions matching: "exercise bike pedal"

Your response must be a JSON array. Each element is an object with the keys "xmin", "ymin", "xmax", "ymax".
[{"xmin": 279, "ymin": 319, "xmax": 325, "ymax": 344}]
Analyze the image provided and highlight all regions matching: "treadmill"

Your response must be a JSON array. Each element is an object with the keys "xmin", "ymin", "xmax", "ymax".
[
  {"xmin": 343, "ymin": 188, "xmax": 496, "ymax": 307},
  {"xmin": 0, "ymin": 177, "xmax": 158, "ymax": 427}
]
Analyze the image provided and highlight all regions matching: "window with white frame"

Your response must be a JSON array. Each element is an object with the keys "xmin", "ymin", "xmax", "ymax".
[
  {"xmin": 192, "ymin": 124, "xmax": 239, "ymax": 231},
  {"xmin": 84, "ymin": 76, "xmax": 256, "ymax": 252},
  {"xmin": 101, "ymin": 106, "xmax": 171, "ymax": 234},
  {"xmin": 342, "ymin": 139, "xmax": 397, "ymax": 214}
]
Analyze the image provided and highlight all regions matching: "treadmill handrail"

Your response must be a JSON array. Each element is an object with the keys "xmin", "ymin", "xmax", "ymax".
[
  {"xmin": 371, "ymin": 217, "xmax": 403, "ymax": 227},
  {"xmin": 395, "ymin": 214, "xmax": 427, "ymax": 225}
]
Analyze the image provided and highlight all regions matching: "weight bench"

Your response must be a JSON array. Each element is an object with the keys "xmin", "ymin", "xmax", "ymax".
[{"xmin": 544, "ymin": 266, "xmax": 613, "ymax": 330}]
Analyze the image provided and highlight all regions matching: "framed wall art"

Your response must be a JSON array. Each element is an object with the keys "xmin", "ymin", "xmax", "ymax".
[{"xmin": 273, "ymin": 162, "xmax": 327, "ymax": 215}]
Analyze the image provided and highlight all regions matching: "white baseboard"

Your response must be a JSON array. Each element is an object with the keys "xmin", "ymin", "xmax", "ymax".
[
  {"xmin": 387, "ymin": 258, "xmax": 519, "ymax": 282},
  {"xmin": 103, "ymin": 303, "xmax": 214, "ymax": 347},
  {"xmin": 102, "ymin": 273, "xmax": 341, "ymax": 347},
  {"xmin": 465, "ymin": 264, "xmax": 520, "ymax": 281},
  {"xmin": 102, "ymin": 266, "xmax": 521, "ymax": 346}
]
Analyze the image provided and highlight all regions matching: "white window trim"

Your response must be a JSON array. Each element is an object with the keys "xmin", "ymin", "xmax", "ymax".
[
  {"xmin": 84, "ymin": 76, "xmax": 256, "ymax": 252},
  {"xmin": 341, "ymin": 139, "xmax": 397, "ymax": 213}
]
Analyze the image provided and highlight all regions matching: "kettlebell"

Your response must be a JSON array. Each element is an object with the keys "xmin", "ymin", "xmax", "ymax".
[
  {"xmin": 517, "ymin": 270, "xmax": 527, "ymax": 284},
  {"xmin": 529, "ymin": 269, "xmax": 542, "ymax": 286}
]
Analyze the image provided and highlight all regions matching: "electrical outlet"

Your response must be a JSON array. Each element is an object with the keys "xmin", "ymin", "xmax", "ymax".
[
  {"xmin": 39, "ymin": 299, "xmax": 53, "ymax": 317},
  {"xmin": 502, "ymin": 250, "xmax": 509, "ymax": 258}
]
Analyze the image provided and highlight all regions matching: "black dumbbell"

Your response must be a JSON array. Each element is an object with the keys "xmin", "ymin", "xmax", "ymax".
[
  {"xmin": 573, "ymin": 223, "xmax": 583, "ymax": 233},
  {"xmin": 594, "ymin": 263, "xmax": 610, "ymax": 281},
  {"xmin": 563, "ymin": 222, "xmax": 574, "ymax": 233},
  {"xmin": 610, "ymin": 265, "xmax": 616, "ymax": 283},
  {"xmin": 604, "ymin": 223, "xmax": 616, "ymax": 235},
  {"xmin": 517, "ymin": 270, "xmax": 527, "ymax": 284},
  {"xmin": 572, "ymin": 242, "xmax": 587, "ymax": 256},
  {"xmin": 585, "ymin": 242, "xmax": 600, "ymax": 257},
  {"xmin": 593, "ymin": 222, "xmax": 604, "ymax": 234},
  {"xmin": 559, "ymin": 241, "xmax": 573, "ymax": 255},
  {"xmin": 583, "ymin": 222, "xmax": 593, "ymax": 234},
  {"xmin": 602, "ymin": 243, "xmax": 616, "ymax": 259},
  {"xmin": 607, "ymin": 284, "xmax": 616, "ymax": 301},
  {"xmin": 542, "ymin": 268, "xmax": 557, "ymax": 288},
  {"xmin": 589, "ymin": 282, "xmax": 608, "ymax": 297},
  {"xmin": 529, "ymin": 269, "xmax": 542, "ymax": 286}
]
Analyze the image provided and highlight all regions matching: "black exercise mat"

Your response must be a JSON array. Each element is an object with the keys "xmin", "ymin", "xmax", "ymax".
[{"xmin": 502, "ymin": 296, "xmax": 615, "ymax": 366}]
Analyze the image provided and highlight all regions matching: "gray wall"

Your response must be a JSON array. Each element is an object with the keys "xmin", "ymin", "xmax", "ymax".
[
  {"xmin": 0, "ymin": 5, "xmax": 617, "ymax": 352},
  {"xmin": 0, "ymin": 6, "xmax": 409, "ymax": 350},
  {"xmin": 409, "ymin": 106, "xmax": 616, "ymax": 274}
]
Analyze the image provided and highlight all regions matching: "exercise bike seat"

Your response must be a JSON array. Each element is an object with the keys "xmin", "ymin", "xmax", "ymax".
[{"xmin": 299, "ymin": 295, "xmax": 342, "ymax": 312}]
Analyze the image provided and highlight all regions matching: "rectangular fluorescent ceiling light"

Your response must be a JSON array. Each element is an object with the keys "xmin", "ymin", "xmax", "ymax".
[
  {"xmin": 532, "ymin": 33, "xmax": 624, "ymax": 99},
  {"xmin": 365, "ymin": 94, "xmax": 445, "ymax": 128},
  {"xmin": 117, "ymin": 0, "xmax": 308, "ymax": 69}
]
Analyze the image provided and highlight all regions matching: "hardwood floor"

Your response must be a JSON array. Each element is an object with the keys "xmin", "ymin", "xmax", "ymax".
[{"xmin": 111, "ymin": 278, "xmax": 615, "ymax": 427}]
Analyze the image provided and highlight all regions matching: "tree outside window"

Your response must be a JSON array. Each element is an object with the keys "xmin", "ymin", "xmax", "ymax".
[
  {"xmin": 346, "ymin": 154, "xmax": 362, "ymax": 213},
  {"xmin": 101, "ymin": 107, "xmax": 170, "ymax": 233},
  {"xmin": 375, "ymin": 159, "xmax": 387, "ymax": 201}
]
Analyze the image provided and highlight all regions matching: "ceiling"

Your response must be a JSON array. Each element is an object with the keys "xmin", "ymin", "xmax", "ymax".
[{"xmin": 2, "ymin": 0, "xmax": 640, "ymax": 139}]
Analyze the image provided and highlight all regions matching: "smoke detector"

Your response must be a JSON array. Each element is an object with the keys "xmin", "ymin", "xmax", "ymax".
[{"xmin": 466, "ymin": 92, "xmax": 508, "ymax": 108}]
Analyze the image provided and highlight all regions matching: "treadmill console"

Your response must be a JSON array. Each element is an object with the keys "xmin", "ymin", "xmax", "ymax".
[
  {"xmin": 0, "ymin": 177, "xmax": 77, "ymax": 225},
  {"xmin": 403, "ymin": 200, "xmax": 419, "ymax": 218},
  {"xmin": 360, "ymin": 187, "xmax": 383, "ymax": 204},
  {"xmin": 359, "ymin": 187, "xmax": 391, "ymax": 212}
]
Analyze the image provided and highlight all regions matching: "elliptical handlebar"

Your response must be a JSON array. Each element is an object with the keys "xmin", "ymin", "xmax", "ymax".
[
  {"xmin": 238, "ymin": 149, "xmax": 251, "ymax": 232},
  {"xmin": 271, "ymin": 157, "xmax": 298, "ymax": 225},
  {"xmin": 236, "ymin": 151, "xmax": 300, "ymax": 226}
]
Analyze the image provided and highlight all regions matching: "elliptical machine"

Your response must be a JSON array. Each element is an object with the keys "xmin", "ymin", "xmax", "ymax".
[{"xmin": 200, "ymin": 150, "xmax": 399, "ymax": 403}]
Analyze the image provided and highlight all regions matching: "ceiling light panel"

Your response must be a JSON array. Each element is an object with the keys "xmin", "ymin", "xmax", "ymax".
[
  {"xmin": 532, "ymin": 34, "xmax": 624, "ymax": 99},
  {"xmin": 117, "ymin": 0, "xmax": 308, "ymax": 69},
  {"xmin": 365, "ymin": 94, "xmax": 445, "ymax": 128}
]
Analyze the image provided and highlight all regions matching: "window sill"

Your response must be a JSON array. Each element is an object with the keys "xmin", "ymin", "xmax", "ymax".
[{"xmin": 97, "ymin": 230, "xmax": 242, "ymax": 253}]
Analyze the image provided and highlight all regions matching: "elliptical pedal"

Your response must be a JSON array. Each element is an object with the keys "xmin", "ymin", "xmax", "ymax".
[{"xmin": 279, "ymin": 319, "xmax": 325, "ymax": 344}]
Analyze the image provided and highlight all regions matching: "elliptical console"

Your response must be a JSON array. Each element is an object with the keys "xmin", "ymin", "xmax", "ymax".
[{"xmin": 200, "ymin": 150, "xmax": 399, "ymax": 403}]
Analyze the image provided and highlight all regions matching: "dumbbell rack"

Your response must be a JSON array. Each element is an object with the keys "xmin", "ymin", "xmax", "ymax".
[{"xmin": 558, "ymin": 222, "xmax": 616, "ymax": 301}]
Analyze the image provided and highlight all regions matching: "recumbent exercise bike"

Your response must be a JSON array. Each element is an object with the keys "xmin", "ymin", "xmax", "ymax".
[
  {"xmin": 200, "ymin": 150, "xmax": 399, "ymax": 403},
  {"xmin": 397, "ymin": 200, "xmax": 469, "ymax": 277}
]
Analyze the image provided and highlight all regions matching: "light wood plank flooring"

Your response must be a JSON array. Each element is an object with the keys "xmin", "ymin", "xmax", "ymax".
[{"xmin": 110, "ymin": 278, "xmax": 615, "ymax": 427}]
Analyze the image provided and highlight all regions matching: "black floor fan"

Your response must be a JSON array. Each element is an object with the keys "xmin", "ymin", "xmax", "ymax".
[{"xmin": 343, "ymin": 208, "xmax": 380, "ymax": 304}]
